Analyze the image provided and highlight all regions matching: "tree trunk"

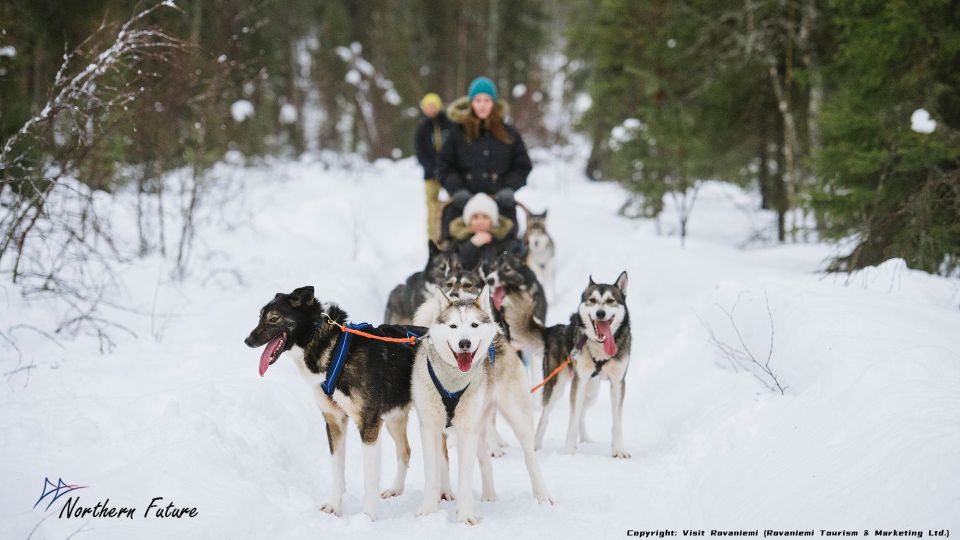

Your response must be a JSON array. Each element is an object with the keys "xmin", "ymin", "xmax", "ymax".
[
  {"xmin": 456, "ymin": 0, "xmax": 468, "ymax": 94},
  {"xmin": 487, "ymin": 0, "xmax": 499, "ymax": 79},
  {"xmin": 758, "ymin": 116, "xmax": 770, "ymax": 209},
  {"xmin": 774, "ymin": 113, "xmax": 788, "ymax": 242},
  {"xmin": 288, "ymin": 38, "xmax": 305, "ymax": 154}
]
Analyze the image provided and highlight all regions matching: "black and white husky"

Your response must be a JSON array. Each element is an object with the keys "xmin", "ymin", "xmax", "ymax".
[
  {"xmin": 483, "ymin": 250, "xmax": 546, "ymax": 366},
  {"xmin": 506, "ymin": 272, "xmax": 632, "ymax": 458},
  {"xmin": 384, "ymin": 241, "xmax": 463, "ymax": 325},
  {"xmin": 483, "ymin": 250, "xmax": 547, "ymax": 329},
  {"xmin": 412, "ymin": 285, "xmax": 553, "ymax": 524},
  {"xmin": 245, "ymin": 286, "xmax": 426, "ymax": 519}
]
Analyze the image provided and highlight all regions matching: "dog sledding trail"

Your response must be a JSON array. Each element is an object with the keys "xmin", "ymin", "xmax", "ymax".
[{"xmin": 2, "ymin": 149, "xmax": 959, "ymax": 539}]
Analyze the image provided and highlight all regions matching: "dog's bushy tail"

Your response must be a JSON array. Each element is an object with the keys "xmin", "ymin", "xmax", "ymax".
[{"xmin": 384, "ymin": 284, "xmax": 406, "ymax": 324}]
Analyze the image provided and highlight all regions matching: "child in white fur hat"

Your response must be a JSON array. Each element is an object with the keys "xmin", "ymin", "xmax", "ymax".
[{"xmin": 448, "ymin": 193, "xmax": 518, "ymax": 269}]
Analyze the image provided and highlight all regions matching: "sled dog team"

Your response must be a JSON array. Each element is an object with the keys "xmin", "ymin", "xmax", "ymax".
[{"xmin": 245, "ymin": 232, "xmax": 632, "ymax": 524}]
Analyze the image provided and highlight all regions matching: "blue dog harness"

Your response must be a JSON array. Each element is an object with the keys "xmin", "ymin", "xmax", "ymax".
[
  {"xmin": 427, "ymin": 343, "xmax": 495, "ymax": 428},
  {"xmin": 321, "ymin": 323, "xmax": 422, "ymax": 396},
  {"xmin": 321, "ymin": 322, "xmax": 372, "ymax": 396}
]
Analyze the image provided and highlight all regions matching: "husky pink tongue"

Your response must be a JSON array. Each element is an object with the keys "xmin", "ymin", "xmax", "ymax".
[
  {"xmin": 455, "ymin": 351, "xmax": 474, "ymax": 372},
  {"xmin": 492, "ymin": 287, "xmax": 506, "ymax": 310},
  {"xmin": 595, "ymin": 320, "xmax": 617, "ymax": 357},
  {"xmin": 258, "ymin": 333, "xmax": 286, "ymax": 377}
]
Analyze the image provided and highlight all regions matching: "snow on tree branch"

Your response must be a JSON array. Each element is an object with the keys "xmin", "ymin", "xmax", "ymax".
[{"xmin": 0, "ymin": 2, "xmax": 184, "ymax": 349}]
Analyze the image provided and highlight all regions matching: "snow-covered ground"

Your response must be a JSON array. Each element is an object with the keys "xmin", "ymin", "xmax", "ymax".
[{"xmin": 2, "ymin": 148, "xmax": 959, "ymax": 539}]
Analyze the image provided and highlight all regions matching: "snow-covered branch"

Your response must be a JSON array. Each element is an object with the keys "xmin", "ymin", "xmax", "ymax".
[{"xmin": 0, "ymin": 2, "xmax": 184, "ymax": 348}]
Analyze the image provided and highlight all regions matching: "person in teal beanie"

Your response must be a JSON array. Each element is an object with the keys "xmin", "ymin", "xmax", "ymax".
[
  {"xmin": 468, "ymin": 76, "xmax": 498, "ymax": 100},
  {"xmin": 437, "ymin": 76, "xmax": 531, "ymax": 241}
]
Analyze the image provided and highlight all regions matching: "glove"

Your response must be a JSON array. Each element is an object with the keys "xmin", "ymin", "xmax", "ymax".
[
  {"xmin": 452, "ymin": 189, "xmax": 472, "ymax": 208},
  {"xmin": 494, "ymin": 188, "xmax": 515, "ymax": 209}
]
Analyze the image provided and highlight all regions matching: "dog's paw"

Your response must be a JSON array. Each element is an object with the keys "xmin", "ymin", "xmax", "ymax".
[
  {"xmin": 380, "ymin": 487, "xmax": 403, "ymax": 499},
  {"xmin": 481, "ymin": 491, "xmax": 497, "ymax": 502},
  {"xmin": 319, "ymin": 501, "xmax": 342, "ymax": 516},
  {"xmin": 562, "ymin": 444, "xmax": 578, "ymax": 455},
  {"xmin": 489, "ymin": 447, "xmax": 506, "ymax": 458},
  {"xmin": 458, "ymin": 512, "xmax": 481, "ymax": 526},
  {"xmin": 416, "ymin": 503, "xmax": 440, "ymax": 517},
  {"xmin": 612, "ymin": 449, "xmax": 632, "ymax": 459},
  {"xmin": 534, "ymin": 492, "xmax": 556, "ymax": 505},
  {"xmin": 440, "ymin": 490, "xmax": 455, "ymax": 501}
]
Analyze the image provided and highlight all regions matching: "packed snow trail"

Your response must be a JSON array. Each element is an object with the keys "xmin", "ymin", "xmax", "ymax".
[{"xmin": 1, "ymin": 149, "xmax": 959, "ymax": 539}]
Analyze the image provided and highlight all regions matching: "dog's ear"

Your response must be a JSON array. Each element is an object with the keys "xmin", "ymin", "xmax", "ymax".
[
  {"xmin": 427, "ymin": 282, "xmax": 452, "ymax": 312},
  {"xmin": 476, "ymin": 283, "xmax": 493, "ymax": 318},
  {"xmin": 588, "ymin": 275, "xmax": 596, "ymax": 287},
  {"xmin": 542, "ymin": 209, "xmax": 548, "ymax": 218},
  {"xmin": 289, "ymin": 286, "xmax": 316, "ymax": 307},
  {"xmin": 428, "ymin": 239, "xmax": 440, "ymax": 257},
  {"xmin": 615, "ymin": 271, "xmax": 628, "ymax": 295}
]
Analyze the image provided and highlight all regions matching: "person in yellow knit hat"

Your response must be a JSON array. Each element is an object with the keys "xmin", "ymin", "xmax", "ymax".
[{"xmin": 415, "ymin": 93, "xmax": 453, "ymax": 243}]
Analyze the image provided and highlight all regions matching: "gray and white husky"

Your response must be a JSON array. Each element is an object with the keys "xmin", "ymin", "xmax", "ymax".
[
  {"xmin": 412, "ymin": 285, "xmax": 553, "ymax": 524},
  {"xmin": 506, "ymin": 272, "xmax": 632, "ymax": 458},
  {"xmin": 412, "ymin": 266, "xmax": 484, "ymax": 327},
  {"xmin": 523, "ymin": 210, "xmax": 556, "ymax": 303}
]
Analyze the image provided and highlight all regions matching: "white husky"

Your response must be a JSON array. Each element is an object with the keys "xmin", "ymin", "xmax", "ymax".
[{"xmin": 412, "ymin": 285, "xmax": 553, "ymax": 524}]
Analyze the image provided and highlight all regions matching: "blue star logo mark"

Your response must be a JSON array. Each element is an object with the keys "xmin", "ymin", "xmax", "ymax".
[{"xmin": 33, "ymin": 477, "xmax": 87, "ymax": 511}]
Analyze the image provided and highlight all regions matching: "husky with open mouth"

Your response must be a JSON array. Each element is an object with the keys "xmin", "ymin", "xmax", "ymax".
[
  {"xmin": 482, "ymin": 250, "xmax": 546, "ymax": 358},
  {"xmin": 412, "ymin": 284, "xmax": 553, "ymax": 525},
  {"xmin": 483, "ymin": 250, "xmax": 547, "ymax": 330},
  {"xmin": 244, "ymin": 286, "xmax": 431, "ymax": 519},
  {"xmin": 506, "ymin": 271, "xmax": 632, "ymax": 458},
  {"xmin": 414, "ymin": 274, "xmax": 513, "ymax": 459}
]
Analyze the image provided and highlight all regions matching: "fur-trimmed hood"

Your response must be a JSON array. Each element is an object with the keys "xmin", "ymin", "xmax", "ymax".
[{"xmin": 446, "ymin": 95, "xmax": 511, "ymax": 124}]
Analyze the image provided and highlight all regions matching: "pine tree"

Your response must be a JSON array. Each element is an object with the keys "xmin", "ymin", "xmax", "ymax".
[{"xmin": 814, "ymin": 0, "xmax": 960, "ymax": 273}]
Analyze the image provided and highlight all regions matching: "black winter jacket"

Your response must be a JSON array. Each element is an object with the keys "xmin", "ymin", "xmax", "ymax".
[
  {"xmin": 437, "ymin": 98, "xmax": 532, "ymax": 196},
  {"xmin": 414, "ymin": 112, "xmax": 452, "ymax": 180}
]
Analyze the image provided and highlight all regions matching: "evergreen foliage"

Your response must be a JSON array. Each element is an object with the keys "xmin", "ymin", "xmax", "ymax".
[
  {"xmin": 814, "ymin": 0, "xmax": 960, "ymax": 273},
  {"xmin": 1, "ymin": 1, "xmax": 957, "ymax": 274}
]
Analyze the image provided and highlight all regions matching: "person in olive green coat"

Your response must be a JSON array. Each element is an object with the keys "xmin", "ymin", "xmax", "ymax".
[
  {"xmin": 415, "ymin": 93, "xmax": 452, "ymax": 243},
  {"xmin": 450, "ymin": 193, "xmax": 522, "ymax": 269}
]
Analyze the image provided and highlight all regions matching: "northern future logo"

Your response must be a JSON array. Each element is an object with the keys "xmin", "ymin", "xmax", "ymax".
[{"xmin": 33, "ymin": 477, "xmax": 87, "ymax": 511}]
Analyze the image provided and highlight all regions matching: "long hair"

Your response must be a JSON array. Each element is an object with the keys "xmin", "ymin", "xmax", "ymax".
[{"xmin": 463, "ymin": 104, "xmax": 514, "ymax": 145}]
